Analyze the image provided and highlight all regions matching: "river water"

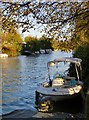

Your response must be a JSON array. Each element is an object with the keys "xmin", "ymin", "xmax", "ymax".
[{"xmin": 0, "ymin": 51, "xmax": 84, "ymax": 116}]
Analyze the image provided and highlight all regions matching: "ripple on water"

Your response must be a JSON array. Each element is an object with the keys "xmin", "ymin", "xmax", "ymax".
[{"xmin": 1, "ymin": 51, "xmax": 74, "ymax": 115}]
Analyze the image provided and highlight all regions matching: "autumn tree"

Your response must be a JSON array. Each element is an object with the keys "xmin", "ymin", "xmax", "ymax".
[
  {"xmin": 1, "ymin": 1, "xmax": 89, "ymax": 40},
  {"xmin": 1, "ymin": 30, "xmax": 22, "ymax": 56},
  {"xmin": 0, "ymin": 1, "xmax": 89, "ymax": 53}
]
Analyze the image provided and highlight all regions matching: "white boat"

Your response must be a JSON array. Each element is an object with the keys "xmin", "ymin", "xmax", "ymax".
[
  {"xmin": 35, "ymin": 57, "xmax": 84, "ymax": 112},
  {"xmin": 0, "ymin": 53, "xmax": 8, "ymax": 58}
]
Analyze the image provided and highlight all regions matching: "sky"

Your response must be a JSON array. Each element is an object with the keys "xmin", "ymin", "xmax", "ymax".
[
  {"xmin": 18, "ymin": 28, "xmax": 44, "ymax": 40},
  {"xmin": 23, "ymin": 29, "xmax": 44, "ymax": 38}
]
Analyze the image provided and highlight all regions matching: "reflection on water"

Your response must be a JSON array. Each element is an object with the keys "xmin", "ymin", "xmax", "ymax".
[{"xmin": 1, "ymin": 51, "xmax": 73, "ymax": 115}]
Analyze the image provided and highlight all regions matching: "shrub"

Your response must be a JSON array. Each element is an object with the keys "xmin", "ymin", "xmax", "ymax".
[{"xmin": 69, "ymin": 44, "xmax": 89, "ymax": 91}]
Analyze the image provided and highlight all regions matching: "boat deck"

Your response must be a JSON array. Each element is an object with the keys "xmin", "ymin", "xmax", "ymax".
[{"xmin": 36, "ymin": 86, "xmax": 70, "ymax": 96}]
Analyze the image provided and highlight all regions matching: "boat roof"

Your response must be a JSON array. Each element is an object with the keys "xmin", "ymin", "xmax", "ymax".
[{"xmin": 48, "ymin": 57, "xmax": 82, "ymax": 67}]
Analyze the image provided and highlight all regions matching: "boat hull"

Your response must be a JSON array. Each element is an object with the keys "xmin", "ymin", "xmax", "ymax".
[
  {"xmin": 35, "ymin": 88, "xmax": 84, "ymax": 112},
  {"xmin": 35, "ymin": 84, "xmax": 84, "ymax": 103},
  {"xmin": 46, "ymin": 91, "xmax": 83, "ymax": 102}
]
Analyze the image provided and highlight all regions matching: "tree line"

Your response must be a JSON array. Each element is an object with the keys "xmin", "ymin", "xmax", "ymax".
[
  {"xmin": 1, "ymin": 30, "xmax": 76, "ymax": 56},
  {"xmin": 22, "ymin": 35, "xmax": 54, "ymax": 55}
]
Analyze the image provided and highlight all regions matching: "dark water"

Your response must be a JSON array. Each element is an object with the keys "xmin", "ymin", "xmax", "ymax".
[{"xmin": 1, "ymin": 51, "xmax": 84, "ymax": 115}]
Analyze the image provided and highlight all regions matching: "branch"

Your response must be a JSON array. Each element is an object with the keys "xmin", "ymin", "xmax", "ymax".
[{"xmin": 0, "ymin": 1, "xmax": 31, "ymax": 6}]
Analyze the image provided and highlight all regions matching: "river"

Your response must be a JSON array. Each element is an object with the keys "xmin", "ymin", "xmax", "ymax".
[{"xmin": 1, "ymin": 51, "xmax": 84, "ymax": 116}]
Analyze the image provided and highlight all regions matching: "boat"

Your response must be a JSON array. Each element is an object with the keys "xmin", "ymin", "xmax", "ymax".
[
  {"xmin": 35, "ymin": 57, "xmax": 84, "ymax": 112},
  {"xmin": 0, "ymin": 53, "xmax": 8, "ymax": 58}
]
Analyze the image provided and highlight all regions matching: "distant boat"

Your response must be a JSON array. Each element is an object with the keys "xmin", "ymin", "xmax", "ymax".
[
  {"xmin": 40, "ymin": 49, "xmax": 52, "ymax": 54},
  {"xmin": 0, "ymin": 53, "xmax": 8, "ymax": 58},
  {"xmin": 54, "ymin": 49, "xmax": 58, "ymax": 51},
  {"xmin": 35, "ymin": 57, "xmax": 85, "ymax": 112},
  {"xmin": 21, "ymin": 50, "xmax": 31, "ymax": 56}
]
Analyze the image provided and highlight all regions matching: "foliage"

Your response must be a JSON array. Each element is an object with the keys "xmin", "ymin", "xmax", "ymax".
[
  {"xmin": 1, "ymin": 30, "xmax": 23, "ymax": 57},
  {"xmin": 24, "ymin": 35, "xmax": 53, "ymax": 54},
  {"xmin": 68, "ymin": 2, "xmax": 89, "ymax": 89},
  {"xmin": 1, "ymin": 1, "xmax": 89, "ymax": 53},
  {"xmin": 1, "ymin": 1, "xmax": 89, "ymax": 40},
  {"xmin": 24, "ymin": 36, "xmax": 40, "ymax": 53},
  {"xmin": 73, "ymin": 44, "xmax": 89, "ymax": 89},
  {"xmin": 68, "ymin": 44, "xmax": 89, "ymax": 91},
  {"xmin": 29, "ymin": 39, "xmax": 41, "ymax": 53},
  {"xmin": 39, "ymin": 35, "xmax": 54, "ymax": 52},
  {"xmin": 70, "ymin": 2, "xmax": 89, "ymax": 50}
]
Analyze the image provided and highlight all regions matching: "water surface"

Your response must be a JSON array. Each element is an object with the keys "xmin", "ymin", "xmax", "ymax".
[{"xmin": 1, "ymin": 51, "xmax": 74, "ymax": 115}]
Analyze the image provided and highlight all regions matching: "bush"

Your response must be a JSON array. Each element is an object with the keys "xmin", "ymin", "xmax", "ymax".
[{"xmin": 69, "ymin": 44, "xmax": 89, "ymax": 91}]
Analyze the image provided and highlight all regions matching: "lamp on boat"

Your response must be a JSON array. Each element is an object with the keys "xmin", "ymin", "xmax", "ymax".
[
  {"xmin": 48, "ymin": 62, "xmax": 55, "ymax": 67},
  {"xmin": 73, "ymin": 85, "xmax": 82, "ymax": 93},
  {"xmin": 68, "ymin": 88, "xmax": 75, "ymax": 95}
]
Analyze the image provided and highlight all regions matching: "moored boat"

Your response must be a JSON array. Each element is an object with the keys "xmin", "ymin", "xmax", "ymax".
[
  {"xmin": 0, "ymin": 53, "xmax": 8, "ymax": 58},
  {"xmin": 35, "ymin": 57, "xmax": 85, "ymax": 112}
]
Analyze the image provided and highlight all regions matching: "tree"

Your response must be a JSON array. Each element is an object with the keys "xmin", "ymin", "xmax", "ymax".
[
  {"xmin": 1, "ymin": 1, "xmax": 89, "ymax": 41},
  {"xmin": 1, "ymin": 30, "xmax": 23, "ymax": 56},
  {"xmin": 70, "ymin": 2, "xmax": 89, "ymax": 50},
  {"xmin": 24, "ymin": 36, "xmax": 41, "ymax": 54},
  {"xmin": 39, "ymin": 35, "xmax": 53, "ymax": 53}
]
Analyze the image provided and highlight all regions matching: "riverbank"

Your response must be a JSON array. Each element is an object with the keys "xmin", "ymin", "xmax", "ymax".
[
  {"xmin": 2, "ymin": 95, "xmax": 87, "ymax": 119},
  {"xmin": 86, "ymin": 89, "xmax": 89, "ymax": 118},
  {"xmin": 2, "ymin": 97, "xmax": 86, "ymax": 119},
  {"xmin": 2, "ymin": 109, "xmax": 85, "ymax": 119}
]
